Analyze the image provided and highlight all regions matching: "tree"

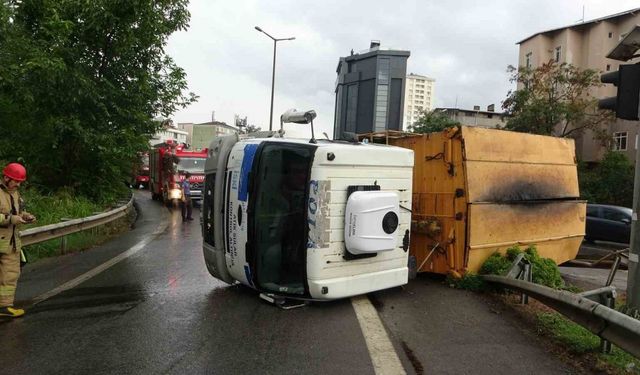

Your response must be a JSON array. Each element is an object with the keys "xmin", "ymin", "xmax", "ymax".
[
  {"xmin": 408, "ymin": 109, "xmax": 460, "ymax": 134},
  {"xmin": 579, "ymin": 151, "xmax": 634, "ymax": 207},
  {"xmin": 244, "ymin": 124, "xmax": 261, "ymax": 134},
  {"xmin": 502, "ymin": 61, "xmax": 612, "ymax": 139},
  {"xmin": 0, "ymin": 0, "xmax": 197, "ymax": 202}
]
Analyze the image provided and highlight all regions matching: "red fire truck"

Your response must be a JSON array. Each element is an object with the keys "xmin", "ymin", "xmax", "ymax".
[
  {"xmin": 133, "ymin": 153, "xmax": 150, "ymax": 189},
  {"xmin": 149, "ymin": 140, "xmax": 207, "ymax": 205}
]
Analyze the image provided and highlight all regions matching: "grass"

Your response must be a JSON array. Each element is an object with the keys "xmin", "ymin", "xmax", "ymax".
[
  {"xmin": 537, "ymin": 312, "xmax": 640, "ymax": 373},
  {"xmin": 19, "ymin": 187, "xmax": 133, "ymax": 262}
]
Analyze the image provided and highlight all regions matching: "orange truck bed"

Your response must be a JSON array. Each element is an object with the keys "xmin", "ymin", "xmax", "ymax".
[{"xmin": 360, "ymin": 126, "xmax": 586, "ymax": 276}]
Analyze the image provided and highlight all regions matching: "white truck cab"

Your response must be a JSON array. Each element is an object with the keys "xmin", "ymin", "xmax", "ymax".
[{"xmin": 201, "ymin": 115, "xmax": 413, "ymax": 300}]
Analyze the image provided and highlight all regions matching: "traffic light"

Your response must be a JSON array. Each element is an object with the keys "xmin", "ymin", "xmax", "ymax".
[{"xmin": 598, "ymin": 63, "xmax": 640, "ymax": 120}]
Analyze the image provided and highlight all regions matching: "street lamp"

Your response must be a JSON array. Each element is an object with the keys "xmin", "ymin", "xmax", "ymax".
[{"xmin": 254, "ymin": 26, "xmax": 295, "ymax": 131}]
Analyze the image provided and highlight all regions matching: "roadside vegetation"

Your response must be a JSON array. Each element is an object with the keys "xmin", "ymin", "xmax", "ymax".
[
  {"xmin": 446, "ymin": 245, "xmax": 640, "ymax": 373},
  {"xmin": 0, "ymin": 0, "xmax": 195, "ymax": 202},
  {"xmin": 536, "ymin": 311, "xmax": 639, "ymax": 374},
  {"xmin": 448, "ymin": 245, "xmax": 564, "ymax": 291},
  {"xmin": 0, "ymin": 1, "xmax": 195, "ymax": 261},
  {"xmin": 579, "ymin": 151, "xmax": 634, "ymax": 208},
  {"xmin": 19, "ymin": 188, "xmax": 134, "ymax": 262}
]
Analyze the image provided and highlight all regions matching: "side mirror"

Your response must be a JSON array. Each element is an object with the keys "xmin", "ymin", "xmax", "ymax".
[
  {"xmin": 280, "ymin": 109, "xmax": 318, "ymax": 144},
  {"xmin": 621, "ymin": 217, "xmax": 631, "ymax": 225},
  {"xmin": 280, "ymin": 109, "xmax": 316, "ymax": 124}
]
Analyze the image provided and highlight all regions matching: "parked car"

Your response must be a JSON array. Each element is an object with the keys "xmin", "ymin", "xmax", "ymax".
[{"xmin": 585, "ymin": 204, "xmax": 632, "ymax": 244}]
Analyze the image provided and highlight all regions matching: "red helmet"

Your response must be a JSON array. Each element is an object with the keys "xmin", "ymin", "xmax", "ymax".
[{"xmin": 3, "ymin": 163, "xmax": 27, "ymax": 182}]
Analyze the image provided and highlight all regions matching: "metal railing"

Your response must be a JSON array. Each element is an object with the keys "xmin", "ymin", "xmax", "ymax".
[
  {"xmin": 19, "ymin": 194, "xmax": 134, "ymax": 246},
  {"xmin": 481, "ymin": 255, "xmax": 640, "ymax": 358}
]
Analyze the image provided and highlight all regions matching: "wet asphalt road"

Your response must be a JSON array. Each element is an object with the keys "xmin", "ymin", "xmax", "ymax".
[
  {"xmin": 2, "ymin": 192, "xmax": 373, "ymax": 375},
  {"xmin": 0, "ymin": 191, "xmax": 577, "ymax": 374}
]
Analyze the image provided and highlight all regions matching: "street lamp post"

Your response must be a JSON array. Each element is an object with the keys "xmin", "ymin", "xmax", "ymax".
[{"xmin": 254, "ymin": 26, "xmax": 295, "ymax": 131}]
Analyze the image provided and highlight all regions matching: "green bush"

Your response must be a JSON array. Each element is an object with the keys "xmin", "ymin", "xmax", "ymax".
[
  {"xmin": 479, "ymin": 252, "xmax": 512, "ymax": 276},
  {"xmin": 579, "ymin": 152, "xmax": 634, "ymax": 207},
  {"xmin": 447, "ymin": 272, "xmax": 485, "ymax": 291},
  {"xmin": 480, "ymin": 245, "xmax": 564, "ymax": 289}
]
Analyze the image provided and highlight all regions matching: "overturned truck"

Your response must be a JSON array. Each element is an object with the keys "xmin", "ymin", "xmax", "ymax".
[
  {"xmin": 201, "ymin": 126, "xmax": 414, "ymax": 301},
  {"xmin": 361, "ymin": 126, "xmax": 586, "ymax": 276}
]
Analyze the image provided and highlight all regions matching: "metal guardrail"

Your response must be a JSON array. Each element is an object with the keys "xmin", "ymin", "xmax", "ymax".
[
  {"xmin": 482, "ymin": 268, "xmax": 640, "ymax": 358},
  {"xmin": 19, "ymin": 194, "xmax": 134, "ymax": 246}
]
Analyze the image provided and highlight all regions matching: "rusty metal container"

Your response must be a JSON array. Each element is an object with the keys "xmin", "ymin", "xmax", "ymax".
[{"xmin": 360, "ymin": 126, "xmax": 586, "ymax": 276}]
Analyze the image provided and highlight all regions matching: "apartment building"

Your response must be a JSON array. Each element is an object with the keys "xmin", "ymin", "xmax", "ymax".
[
  {"xmin": 403, "ymin": 73, "xmax": 435, "ymax": 130},
  {"xmin": 517, "ymin": 7, "xmax": 640, "ymax": 163},
  {"xmin": 436, "ymin": 105, "xmax": 509, "ymax": 129},
  {"xmin": 150, "ymin": 126, "xmax": 188, "ymax": 147},
  {"xmin": 178, "ymin": 121, "xmax": 237, "ymax": 151}
]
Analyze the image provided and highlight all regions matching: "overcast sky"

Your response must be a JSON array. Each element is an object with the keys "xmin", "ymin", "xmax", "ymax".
[{"xmin": 166, "ymin": 0, "xmax": 640, "ymax": 137}]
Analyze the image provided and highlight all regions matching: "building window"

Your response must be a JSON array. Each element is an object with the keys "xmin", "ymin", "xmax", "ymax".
[
  {"xmin": 606, "ymin": 64, "xmax": 611, "ymax": 71},
  {"xmin": 555, "ymin": 47, "xmax": 561, "ymax": 63},
  {"xmin": 608, "ymin": 32, "xmax": 613, "ymax": 38},
  {"xmin": 525, "ymin": 52, "xmax": 532, "ymax": 68},
  {"xmin": 613, "ymin": 132, "xmax": 628, "ymax": 151}
]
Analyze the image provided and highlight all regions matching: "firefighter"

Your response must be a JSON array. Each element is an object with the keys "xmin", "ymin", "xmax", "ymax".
[
  {"xmin": 180, "ymin": 172, "xmax": 193, "ymax": 222},
  {"xmin": 0, "ymin": 163, "xmax": 35, "ymax": 318}
]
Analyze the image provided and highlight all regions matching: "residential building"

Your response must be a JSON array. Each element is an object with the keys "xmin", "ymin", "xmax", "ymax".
[
  {"xmin": 334, "ymin": 41, "xmax": 410, "ymax": 139},
  {"xmin": 436, "ymin": 105, "xmax": 509, "ymax": 129},
  {"xmin": 177, "ymin": 121, "xmax": 238, "ymax": 151},
  {"xmin": 403, "ymin": 73, "xmax": 435, "ymax": 130},
  {"xmin": 517, "ymin": 7, "xmax": 640, "ymax": 163},
  {"xmin": 150, "ymin": 126, "xmax": 188, "ymax": 146}
]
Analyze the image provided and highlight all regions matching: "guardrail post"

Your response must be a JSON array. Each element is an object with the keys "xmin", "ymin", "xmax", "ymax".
[
  {"xmin": 579, "ymin": 286, "xmax": 617, "ymax": 354},
  {"xmin": 60, "ymin": 218, "xmax": 71, "ymax": 254},
  {"xmin": 92, "ymin": 212, "xmax": 103, "ymax": 237},
  {"xmin": 522, "ymin": 262, "xmax": 532, "ymax": 305},
  {"xmin": 505, "ymin": 253, "xmax": 532, "ymax": 305},
  {"xmin": 605, "ymin": 255, "xmax": 622, "ymax": 287}
]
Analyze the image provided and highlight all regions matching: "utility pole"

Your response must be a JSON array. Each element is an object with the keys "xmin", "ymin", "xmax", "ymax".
[
  {"xmin": 629, "ymin": 140, "xmax": 640, "ymax": 311},
  {"xmin": 254, "ymin": 26, "xmax": 295, "ymax": 131}
]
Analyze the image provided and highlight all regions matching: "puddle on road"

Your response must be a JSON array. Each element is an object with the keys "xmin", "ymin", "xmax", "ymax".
[{"xmin": 26, "ymin": 285, "xmax": 152, "ymax": 316}]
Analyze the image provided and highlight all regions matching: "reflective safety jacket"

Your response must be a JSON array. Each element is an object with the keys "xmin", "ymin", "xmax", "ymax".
[{"xmin": 0, "ymin": 184, "xmax": 28, "ymax": 254}]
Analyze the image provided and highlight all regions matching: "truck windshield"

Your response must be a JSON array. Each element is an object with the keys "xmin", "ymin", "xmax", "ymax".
[
  {"xmin": 177, "ymin": 157, "xmax": 206, "ymax": 173},
  {"xmin": 252, "ymin": 143, "xmax": 315, "ymax": 295}
]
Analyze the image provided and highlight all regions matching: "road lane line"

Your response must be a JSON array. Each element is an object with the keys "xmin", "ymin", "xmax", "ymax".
[
  {"xmin": 351, "ymin": 295, "xmax": 407, "ymax": 375},
  {"xmin": 30, "ymin": 214, "xmax": 170, "ymax": 306}
]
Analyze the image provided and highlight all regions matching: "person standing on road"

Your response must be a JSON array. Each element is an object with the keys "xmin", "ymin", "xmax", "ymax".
[
  {"xmin": 0, "ymin": 163, "xmax": 36, "ymax": 318},
  {"xmin": 180, "ymin": 172, "xmax": 193, "ymax": 222}
]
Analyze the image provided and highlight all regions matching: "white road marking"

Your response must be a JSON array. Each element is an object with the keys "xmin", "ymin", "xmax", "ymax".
[
  {"xmin": 351, "ymin": 295, "xmax": 407, "ymax": 375},
  {"xmin": 30, "ymin": 214, "xmax": 169, "ymax": 306}
]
